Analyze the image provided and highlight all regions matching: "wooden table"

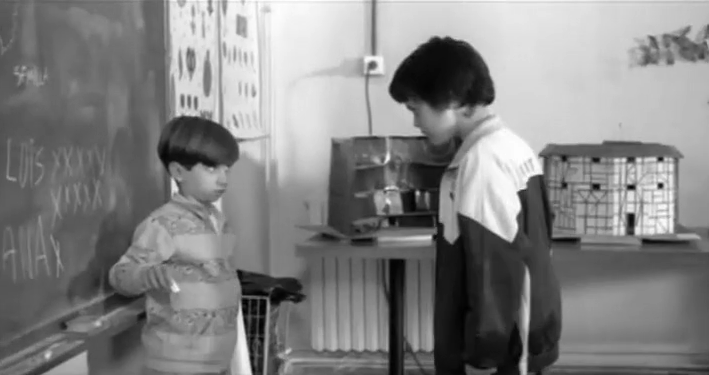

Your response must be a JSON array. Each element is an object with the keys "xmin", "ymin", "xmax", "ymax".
[{"xmin": 296, "ymin": 235, "xmax": 709, "ymax": 373}]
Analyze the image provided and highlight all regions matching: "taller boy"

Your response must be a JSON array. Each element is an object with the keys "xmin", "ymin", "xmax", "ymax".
[{"xmin": 388, "ymin": 36, "xmax": 562, "ymax": 375}]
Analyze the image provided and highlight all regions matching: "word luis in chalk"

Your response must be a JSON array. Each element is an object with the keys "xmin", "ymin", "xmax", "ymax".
[{"xmin": 4, "ymin": 138, "xmax": 107, "ymax": 189}]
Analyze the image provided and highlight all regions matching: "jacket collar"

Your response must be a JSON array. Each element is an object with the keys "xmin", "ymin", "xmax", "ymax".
[
  {"xmin": 170, "ymin": 193, "xmax": 221, "ymax": 222},
  {"xmin": 448, "ymin": 111, "xmax": 504, "ymax": 169}
]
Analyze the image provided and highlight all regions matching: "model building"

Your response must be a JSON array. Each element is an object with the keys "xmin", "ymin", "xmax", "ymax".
[
  {"xmin": 540, "ymin": 141, "xmax": 682, "ymax": 237},
  {"xmin": 328, "ymin": 136, "xmax": 457, "ymax": 236}
]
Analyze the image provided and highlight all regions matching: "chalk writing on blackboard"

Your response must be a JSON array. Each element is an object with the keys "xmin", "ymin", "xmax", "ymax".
[
  {"xmin": 5, "ymin": 138, "xmax": 44, "ymax": 189},
  {"xmin": 0, "ymin": 4, "xmax": 19, "ymax": 57},
  {"xmin": 13, "ymin": 65, "xmax": 49, "ymax": 87},
  {"xmin": 1, "ymin": 216, "xmax": 62, "ymax": 283},
  {"xmin": 2, "ymin": 138, "xmax": 107, "ymax": 284}
]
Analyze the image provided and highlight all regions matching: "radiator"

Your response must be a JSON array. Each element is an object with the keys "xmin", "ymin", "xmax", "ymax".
[{"xmin": 309, "ymin": 258, "xmax": 435, "ymax": 352}]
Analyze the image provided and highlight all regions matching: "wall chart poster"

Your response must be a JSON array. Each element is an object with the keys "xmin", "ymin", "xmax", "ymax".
[
  {"xmin": 168, "ymin": 0, "xmax": 220, "ymax": 120},
  {"xmin": 220, "ymin": 1, "xmax": 262, "ymax": 138},
  {"xmin": 168, "ymin": 0, "xmax": 263, "ymax": 139}
]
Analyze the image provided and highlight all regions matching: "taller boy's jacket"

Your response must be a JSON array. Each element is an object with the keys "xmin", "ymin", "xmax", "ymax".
[
  {"xmin": 435, "ymin": 113, "xmax": 562, "ymax": 374},
  {"xmin": 109, "ymin": 194, "xmax": 241, "ymax": 375}
]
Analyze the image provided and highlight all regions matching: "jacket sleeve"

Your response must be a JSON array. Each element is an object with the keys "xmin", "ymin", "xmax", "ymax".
[
  {"xmin": 108, "ymin": 218, "xmax": 176, "ymax": 296},
  {"xmin": 456, "ymin": 153, "xmax": 529, "ymax": 364}
]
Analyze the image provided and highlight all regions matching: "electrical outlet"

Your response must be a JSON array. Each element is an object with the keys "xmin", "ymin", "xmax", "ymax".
[{"xmin": 363, "ymin": 55, "xmax": 385, "ymax": 76}]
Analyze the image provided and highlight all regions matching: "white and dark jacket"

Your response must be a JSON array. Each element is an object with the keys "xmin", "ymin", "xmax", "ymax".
[{"xmin": 436, "ymin": 114, "xmax": 562, "ymax": 373}]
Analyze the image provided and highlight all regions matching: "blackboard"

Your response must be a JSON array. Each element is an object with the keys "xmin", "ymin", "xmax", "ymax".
[{"xmin": 0, "ymin": 0, "xmax": 167, "ymax": 368}]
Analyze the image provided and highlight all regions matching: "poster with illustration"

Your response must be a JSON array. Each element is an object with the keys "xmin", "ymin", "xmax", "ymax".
[
  {"xmin": 168, "ymin": 0, "xmax": 220, "ymax": 120},
  {"xmin": 220, "ymin": 0, "xmax": 262, "ymax": 138}
]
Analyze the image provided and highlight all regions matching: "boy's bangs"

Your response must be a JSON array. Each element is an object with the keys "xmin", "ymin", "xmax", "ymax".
[
  {"xmin": 159, "ymin": 116, "xmax": 240, "ymax": 169},
  {"xmin": 389, "ymin": 83, "xmax": 416, "ymax": 104},
  {"xmin": 185, "ymin": 133, "xmax": 239, "ymax": 167}
]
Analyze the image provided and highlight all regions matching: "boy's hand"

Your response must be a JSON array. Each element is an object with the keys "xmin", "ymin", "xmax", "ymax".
[{"xmin": 142, "ymin": 264, "xmax": 176, "ymax": 292}]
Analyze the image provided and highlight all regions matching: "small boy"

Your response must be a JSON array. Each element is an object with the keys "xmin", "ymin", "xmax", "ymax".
[
  {"xmin": 388, "ymin": 37, "xmax": 562, "ymax": 375},
  {"xmin": 109, "ymin": 116, "xmax": 241, "ymax": 375}
]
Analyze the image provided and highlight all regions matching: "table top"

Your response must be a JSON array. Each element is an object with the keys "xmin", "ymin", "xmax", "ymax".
[
  {"xmin": 297, "ymin": 235, "xmax": 435, "ymax": 260},
  {"xmin": 295, "ymin": 234, "xmax": 709, "ymax": 260}
]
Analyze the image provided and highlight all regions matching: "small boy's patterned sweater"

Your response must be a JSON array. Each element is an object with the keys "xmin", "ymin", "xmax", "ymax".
[{"xmin": 109, "ymin": 194, "xmax": 241, "ymax": 374}]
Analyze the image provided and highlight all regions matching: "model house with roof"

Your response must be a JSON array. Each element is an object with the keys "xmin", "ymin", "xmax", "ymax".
[{"xmin": 539, "ymin": 141, "xmax": 682, "ymax": 237}]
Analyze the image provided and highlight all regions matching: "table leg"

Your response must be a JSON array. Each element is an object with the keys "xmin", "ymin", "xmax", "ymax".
[{"xmin": 389, "ymin": 259, "xmax": 406, "ymax": 375}]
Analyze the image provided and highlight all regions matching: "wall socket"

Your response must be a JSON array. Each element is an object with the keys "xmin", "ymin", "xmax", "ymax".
[{"xmin": 363, "ymin": 55, "xmax": 385, "ymax": 76}]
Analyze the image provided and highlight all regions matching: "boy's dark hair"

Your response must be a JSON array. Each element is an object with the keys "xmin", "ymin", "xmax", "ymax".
[
  {"xmin": 157, "ymin": 116, "xmax": 239, "ymax": 170},
  {"xmin": 389, "ymin": 36, "xmax": 495, "ymax": 110}
]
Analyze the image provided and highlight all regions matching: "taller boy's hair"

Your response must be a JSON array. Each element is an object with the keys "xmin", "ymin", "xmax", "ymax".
[
  {"xmin": 157, "ymin": 116, "xmax": 239, "ymax": 170},
  {"xmin": 389, "ymin": 36, "xmax": 495, "ymax": 109}
]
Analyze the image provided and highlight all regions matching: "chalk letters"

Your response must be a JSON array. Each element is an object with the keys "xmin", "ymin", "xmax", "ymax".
[
  {"xmin": 4, "ymin": 138, "xmax": 44, "ymax": 188},
  {"xmin": 1, "ymin": 139, "xmax": 106, "ymax": 283},
  {"xmin": 1, "ymin": 216, "xmax": 60, "ymax": 282},
  {"xmin": 13, "ymin": 65, "xmax": 49, "ymax": 87}
]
